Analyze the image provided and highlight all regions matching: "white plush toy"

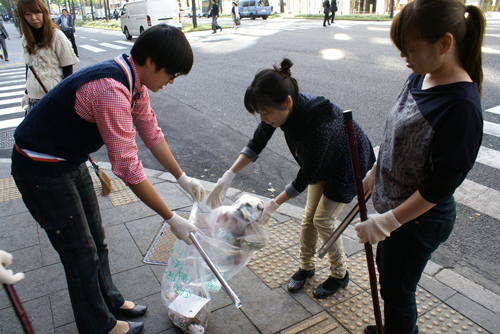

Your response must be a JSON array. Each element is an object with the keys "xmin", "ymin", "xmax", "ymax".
[{"xmin": 0, "ymin": 250, "xmax": 25, "ymax": 289}]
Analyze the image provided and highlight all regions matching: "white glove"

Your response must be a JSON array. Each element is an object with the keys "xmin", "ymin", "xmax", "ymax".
[
  {"xmin": 205, "ymin": 170, "xmax": 236, "ymax": 209},
  {"xmin": 0, "ymin": 250, "xmax": 25, "ymax": 289},
  {"xmin": 177, "ymin": 172, "xmax": 206, "ymax": 203},
  {"xmin": 353, "ymin": 210, "xmax": 401, "ymax": 244},
  {"xmin": 363, "ymin": 162, "xmax": 377, "ymax": 193},
  {"xmin": 257, "ymin": 200, "xmax": 279, "ymax": 225},
  {"xmin": 21, "ymin": 94, "xmax": 29, "ymax": 110},
  {"xmin": 166, "ymin": 213, "xmax": 197, "ymax": 245}
]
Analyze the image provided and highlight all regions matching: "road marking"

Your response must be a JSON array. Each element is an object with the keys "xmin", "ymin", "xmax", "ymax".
[
  {"xmin": 80, "ymin": 36, "xmax": 87, "ymax": 39},
  {"xmin": 0, "ymin": 85, "xmax": 26, "ymax": 92},
  {"xmin": 455, "ymin": 179, "xmax": 500, "ymax": 221},
  {"xmin": 79, "ymin": 44, "xmax": 106, "ymax": 52},
  {"xmin": 476, "ymin": 146, "xmax": 500, "ymax": 170},
  {"xmin": 0, "ymin": 67, "xmax": 25, "ymax": 74},
  {"xmin": 0, "ymin": 97, "xmax": 22, "ymax": 106},
  {"xmin": 0, "ymin": 71, "xmax": 24, "ymax": 77},
  {"xmin": 91, "ymin": 39, "xmax": 98, "ymax": 41},
  {"xmin": 114, "ymin": 40, "xmax": 134, "ymax": 46},
  {"xmin": 0, "ymin": 106, "xmax": 24, "ymax": 116},
  {"xmin": 99, "ymin": 43, "xmax": 127, "ymax": 50},
  {"xmin": 0, "ymin": 118, "xmax": 23, "ymax": 130},
  {"xmin": 486, "ymin": 105, "xmax": 500, "ymax": 115},
  {"xmin": 484, "ymin": 121, "xmax": 500, "ymax": 137},
  {"xmin": 0, "ymin": 91, "xmax": 24, "ymax": 98},
  {"xmin": 0, "ymin": 80, "xmax": 26, "ymax": 85}
]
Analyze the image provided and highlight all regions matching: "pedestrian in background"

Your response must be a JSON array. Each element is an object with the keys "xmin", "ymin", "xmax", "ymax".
[
  {"xmin": 231, "ymin": 2, "xmax": 240, "ymax": 29},
  {"xmin": 330, "ymin": 0, "xmax": 337, "ymax": 24},
  {"xmin": 0, "ymin": 18, "xmax": 10, "ymax": 61},
  {"xmin": 211, "ymin": 0, "xmax": 222, "ymax": 34},
  {"xmin": 322, "ymin": 0, "xmax": 330, "ymax": 26},
  {"xmin": 57, "ymin": 9, "xmax": 78, "ymax": 57},
  {"xmin": 354, "ymin": 1, "xmax": 486, "ymax": 333},
  {"xmin": 12, "ymin": 24, "xmax": 204, "ymax": 334},
  {"xmin": 207, "ymin": 58, "xmax": 375, "ymax": 299},
  {"xmin": 17, "ymin": 0, "xmax": 78, "ymax": 113}
]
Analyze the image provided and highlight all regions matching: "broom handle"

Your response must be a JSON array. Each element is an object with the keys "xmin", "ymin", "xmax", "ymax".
[
  {"xmin": 343, "ymin": 110, "xmax": 384, "ymax": 334},
  {"xmin": 3, "ymin": 284, "xmax": 35, "ymax": 334},
  {"xmin": 28, "ymin": 66, "xmax": 48, "ymax": 94}
]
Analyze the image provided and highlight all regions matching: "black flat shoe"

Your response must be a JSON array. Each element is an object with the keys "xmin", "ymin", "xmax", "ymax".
[
  {"xmin": 288, "ymin": 268, "xmax": 315, "ymax": 293},
  {"xmin": 116, "ymin": 304, "xmax": 147, "ymax": 317},
  {"xmin": 313, "ymin": 271, "xmax": 349, "ymax": 298},
  {"xmin": 126, "ymin": 321, "xmax": 144, "ymax": 334}
]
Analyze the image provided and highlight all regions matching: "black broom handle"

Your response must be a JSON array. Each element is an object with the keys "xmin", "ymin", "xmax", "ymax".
[{"xmin": 343, "ymin": 110, "xmax": 384, "ymax": 334}]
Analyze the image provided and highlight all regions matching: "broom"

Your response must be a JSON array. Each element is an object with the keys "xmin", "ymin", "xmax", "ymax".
[{"xmin": 28, "ymin": 65, "xmax": 112, "ymax": 196}]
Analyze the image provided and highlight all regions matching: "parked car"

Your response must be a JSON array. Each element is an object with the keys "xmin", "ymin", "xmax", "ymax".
[
  {"xmin": 120, "ymin": 0, "xmax": 181, "ymax": 40},
  {"xmin": 238, "ymin": 0, "xmax": 270, "ymax": 20},
  {"xmin": 184, "ymin": 7, "xmax": 201, "ymax": 18}
]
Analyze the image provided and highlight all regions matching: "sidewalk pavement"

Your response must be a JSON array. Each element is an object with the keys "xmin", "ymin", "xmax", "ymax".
[{"xmin": 1, "ymin": 158, "xmax": 499, "ymax": 334}]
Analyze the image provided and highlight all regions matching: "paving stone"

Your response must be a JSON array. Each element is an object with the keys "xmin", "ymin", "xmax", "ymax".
[
  {"xmin": 207, "ymin": 304, "xmax": 261, "ymax": 334},
  {"xmin": 423, "ymin": 260, "xmax": 443, "ymax": 277},
  {"xmin": 154, "ymin": 182, "xmax": 197, "ymax": 210},
  {"xmin": 446, "ymin": 293, "xmax": 500, "ymax": 334},
  {"xmin": 8, "ymin": 244, "xmax": 43, "ymax": 273},
  {"xmin": 232, "ymin": 267, "xmax": 312, "ymax": 334},
  {"xmin": 13, "ymin": 262, "xmax": 66, "ymax": 304},
  {"xmin": 49, "ymin": 289, "xmax": 74, "ymax": 328},
  {"xmin": 100, "ymin": 200, "xmax": 156, "ymax": 227},
  {"xmin": 0, "ymin": 211, "xmax": 39, "ymax": 252},
  {"xmin": 0, "ymin": 198, "xmax": 28, "ymax": 217},
  {"xmin": 436, "ymin": 268, "xmax": 500, "ymax": 314},
  {"xmin": 418, "ymin": 273, "xmax": 457, "ymax": 302},
  {"xmin": 0, "ymin": 295, "xmax": 54, "ymax": 334},
  {"xmin": 112, "ymin": 265, "xmax": 161, "ymax": 302},
  {"xmin": 282, "ymin": 285, "xmax": 325, "ymax": 316},
  {"xmin": 107, "ymin": 224, "xmax": 145, "ymax": 275},
  {"xmin": 55, "ymin": 322, "xmax": 78, "ymax": 334},
  {"xmin": 280, "ymin": 311, "xmax": 343, "ymax": 334},
  {"xmin": 126, "ymin": 216, "xmax": 164, "ymax": 256},
  {"xmin": 416, "ymin": 303, "xmax": 488, "ymax": 334}
]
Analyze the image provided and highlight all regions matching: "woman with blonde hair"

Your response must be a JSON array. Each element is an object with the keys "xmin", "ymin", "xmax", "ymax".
[{"xmin": 17, "ymin": 0, "xmax": 78, "ymax": 112}]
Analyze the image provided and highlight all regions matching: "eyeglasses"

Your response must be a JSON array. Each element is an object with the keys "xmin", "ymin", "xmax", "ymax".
[{"xmin": 171, "ymin": 72, "xmax": 182, "ymax": 80}]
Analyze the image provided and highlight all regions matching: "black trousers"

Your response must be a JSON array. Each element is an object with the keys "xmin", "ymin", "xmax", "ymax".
[
  {"xmin": 323, "ymin": 12, "xmax": 330, "ymax": 25},
  {"xmin": 330, "ymin": 11, "xmax": 336, "ymax": 23},
  {"xmin": 63, "ymin": 29, "xmax": 78, "ymax": 57}
]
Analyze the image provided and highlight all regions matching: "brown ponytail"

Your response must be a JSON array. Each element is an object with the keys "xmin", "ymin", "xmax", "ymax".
[
  {"xmin": 390, "ymin": 0, "xmax": 486, "ymax": 96},
  {"xmin": 244, "ymin": 58, "xmax": 299, "ymax": 114}
]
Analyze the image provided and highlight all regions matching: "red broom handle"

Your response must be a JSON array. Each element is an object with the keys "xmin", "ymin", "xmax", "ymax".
[
  {"xmin": 343, "ymin": 110, "xmax": 384, "ymax": 334},
  {"xmin": 3, "ymin": 284, "xmax": 35, "ymax": 334}
]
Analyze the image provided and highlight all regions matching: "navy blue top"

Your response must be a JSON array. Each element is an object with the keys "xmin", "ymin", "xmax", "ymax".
[
  {"xmin": 12, "ymin": 55, "xmax": 133, "ymax": 176},
  {"xmin": 373, "ymin": 73, "xmax": 483, "ymax": 213},
  {"xmin": 241, "ymin": 93, "xmax": 376, "ymax": 203}
]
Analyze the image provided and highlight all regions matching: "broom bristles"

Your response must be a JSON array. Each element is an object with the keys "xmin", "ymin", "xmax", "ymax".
[{"xmin": 99, "ymin": 169, "xmax": 112, "ymax": 195}]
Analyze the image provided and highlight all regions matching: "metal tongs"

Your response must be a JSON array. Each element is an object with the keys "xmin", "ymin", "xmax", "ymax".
[{"xmin": 187, "ymin": 202, "xmax": 242, "ymax": 308}]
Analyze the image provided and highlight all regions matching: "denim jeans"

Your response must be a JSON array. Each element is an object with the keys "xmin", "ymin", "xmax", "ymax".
[
  {"xmin": 376, "ymin": 196, "xmax": 456, "ymax": 334},
  {"xmin": 12, "ymin": 164, "xmax": 124, "ymax": 334}
]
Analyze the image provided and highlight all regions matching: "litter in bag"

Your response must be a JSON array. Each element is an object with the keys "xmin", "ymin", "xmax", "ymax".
[{"xmin": 161, "ymin": 195, "xmax": 270, "ymax": 333}]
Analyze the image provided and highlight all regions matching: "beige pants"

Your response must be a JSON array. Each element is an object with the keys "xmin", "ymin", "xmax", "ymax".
[{"xmin": 300, "ymin": 181, "xmax": 347, "ymax": 279}]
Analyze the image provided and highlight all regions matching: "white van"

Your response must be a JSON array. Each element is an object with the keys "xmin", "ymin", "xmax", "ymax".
[{"xmin": 120, "ymin": 0, "xmax": 182, "ymax": 40}]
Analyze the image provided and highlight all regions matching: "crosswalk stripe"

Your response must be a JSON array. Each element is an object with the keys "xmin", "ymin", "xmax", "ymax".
[
  {"xmin": 99, "ymin": 43, "xmax": 127, "ymax": 50},
  {"xmin": 0, "ymin": 91, "xmax": 24, "ymax": 98},
  {"xmin": 455, "ymin": 179, "xmax": 500, "ymax": 221},
  {"xmin": 79, "ymin": 44, "xmax": 106, "ymax": 52},
  {"xmin": 0, "ymin": 79, "xmax": 26, "ymax": 85},
  {"xmin": 476, "ymin": 146, "xmax": 500, "ymax": 170},
  {"xmin": 486, "ymin": 105, "xmax": 500, "ymax": 115},
  {"xmin": 0, "ymin": 68, "xmax": 25, "ymax": 74},
  {"xmin": 0, "ymin": 72, "xmax": 24, "ymax": 77},
  {"xmin": 114, "ymin": 40, "xmax": 134, "ymax": 46},
  {"xmin": 0, "ymin": 85, "xmax": 26, "ymax": 92},
  {"xmin": 0, "ymin": 97, "xmax": 22, "ymax": 106},
  {"xmin": 484, "ymin": 121, "xmax": 500, "ymax": 137},
  {"xmin": 0, "ymin": 106, "xmax": 24, "ymax": 116},
  {"xmin": 0, "ymin": 118, "xmax": 23, "ymax": 130}
]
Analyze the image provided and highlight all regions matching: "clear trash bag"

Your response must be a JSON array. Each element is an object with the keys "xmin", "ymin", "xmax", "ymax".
[{"xmin": 161, "ymin": 195, "xmax": 269, "ymax": 333}]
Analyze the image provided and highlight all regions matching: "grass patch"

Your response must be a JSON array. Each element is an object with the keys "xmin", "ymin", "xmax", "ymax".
[{"xmin": 75, "ymin": 19, "xmax": 122, "ymax": 30}]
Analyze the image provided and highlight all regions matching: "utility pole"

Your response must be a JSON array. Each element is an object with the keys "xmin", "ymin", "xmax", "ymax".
[{"xmin": 192, "ymin": 0, "xmax": 198, "ymax": 28}]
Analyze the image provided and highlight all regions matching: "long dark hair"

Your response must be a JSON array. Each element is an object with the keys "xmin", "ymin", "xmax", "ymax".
[
  {"xmin": 244, "ymin": 58, "xmax": 299, "ymax": 114},
  {"xmin": 390, "ymin": 0, "xmax": 486, "ymax": 96},
  {"xmin": 17, "ymin": 0, "xmax": 58, "ymax": 55}
]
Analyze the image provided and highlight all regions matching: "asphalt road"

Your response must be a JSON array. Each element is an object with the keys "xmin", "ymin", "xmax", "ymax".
[{"xmin": 1, "ymin": 16, "xmax": 500, "ymax": 294}]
